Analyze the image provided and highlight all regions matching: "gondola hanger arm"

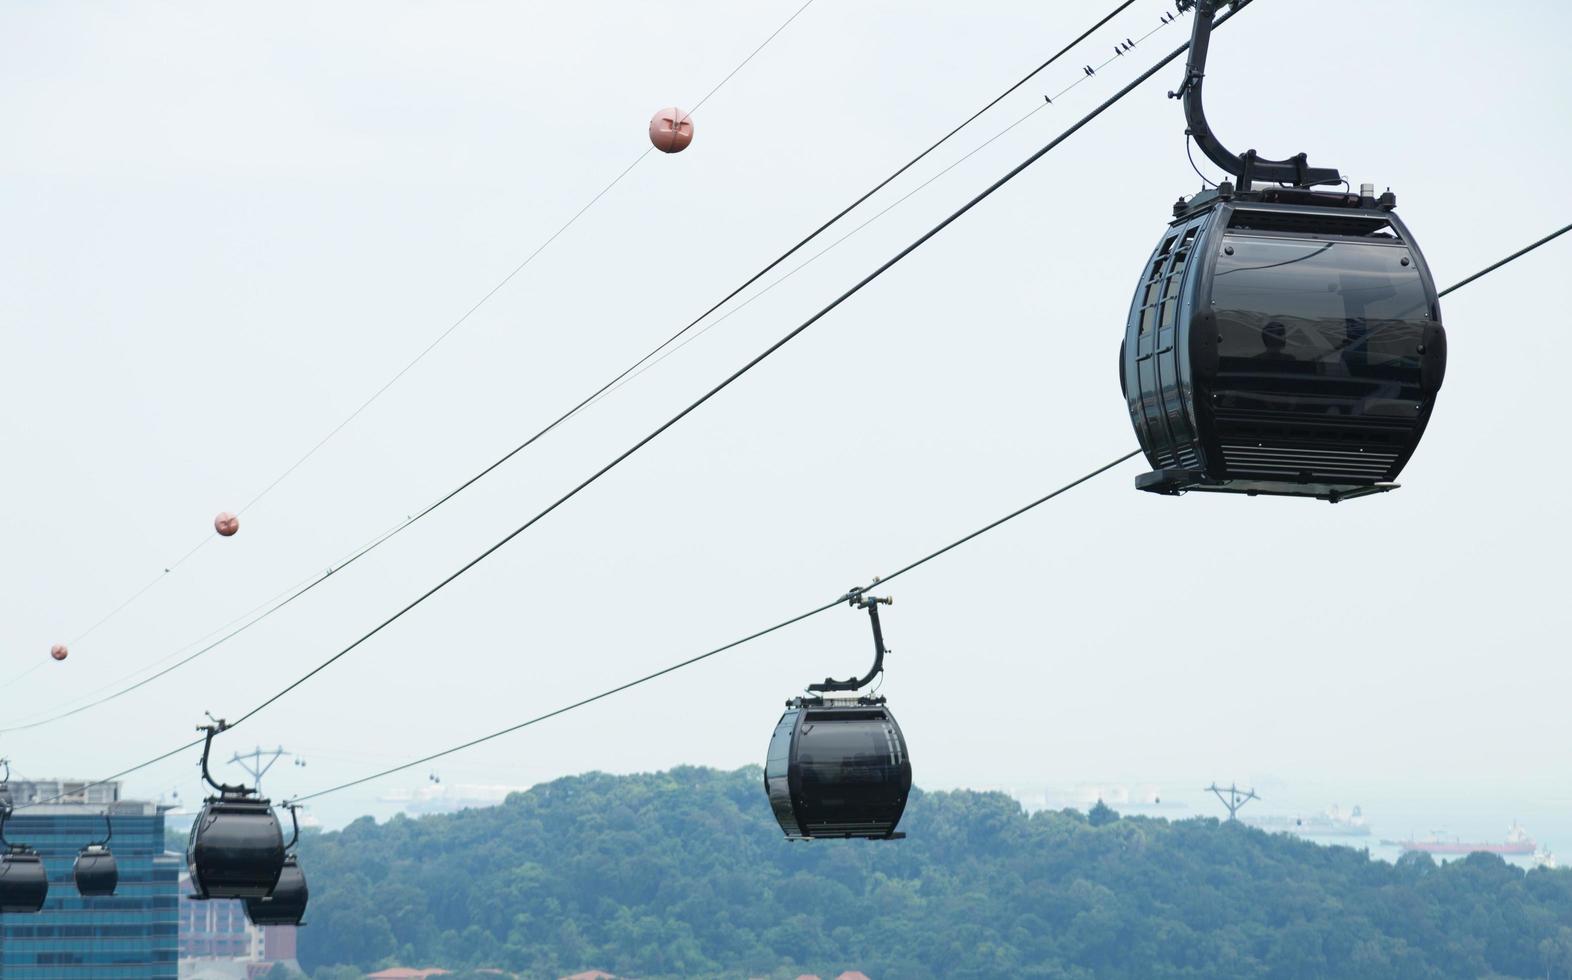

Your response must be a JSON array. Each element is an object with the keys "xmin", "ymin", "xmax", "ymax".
[
  {"xmin": 809, "ymin": 589, "xmax": 893, "ymax": 694},
  {"xmin": 93, "ymin": 812, "xmax": 112, "ymax": 848},
  {"xmin": 1173, "ymin": 0, "xmax": 1340, "ymax": 189},
  {"xmin": 196, "ymin": 718, "xmax": 253, "ymax": 796}
]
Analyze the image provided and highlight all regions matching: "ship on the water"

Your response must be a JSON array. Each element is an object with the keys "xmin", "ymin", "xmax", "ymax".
[
  {"xmin": 1245, "ymin": 804, "xmax": 1371, "ymax": 838},
  {"xmin": 1384, "ymin": 822, "xmax": 1536, "ymax": 856}
]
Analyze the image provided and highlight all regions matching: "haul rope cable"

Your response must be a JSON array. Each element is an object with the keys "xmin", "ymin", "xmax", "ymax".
[
  {"xmin": 0, "ymin": 518, "xmax": 410, "ymax": 734},
  {"xmin": 15, "ymin": 210, "xmax": 1569, "ymax": 810},
  {"xmin": 3, "ymin": 0, "xmax": 1163, "ymax": 731},
  {"xmin": 33, "ymin": 11, "xmax": 1559, "ymax": 811},
  {"xmin": 13, "ymin": 0, "xmax": 1253, "ymax": 808},
  {"xmin": 590, "ymin": 6, "xmax": 1194, "ymax": 408},
  {"xmin": 283, "ymin": 216, "xmax": 1572, "ymax": 801},
  {"xmin": 36, "ymin": 0, "xmax": 823, "ymax": 655},
  {"xmin": 226, "ymin": 1, "xmax": 1246, "ymax": 733},
  {"xmin": 285, "ymin": 451, "xmax": 1142, "ymax": 803}
]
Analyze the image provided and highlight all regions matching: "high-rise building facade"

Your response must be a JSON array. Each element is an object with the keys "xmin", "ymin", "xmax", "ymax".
[{"xmin": 0, "ymin": 780, "xmax": 179, "ymax": 979}]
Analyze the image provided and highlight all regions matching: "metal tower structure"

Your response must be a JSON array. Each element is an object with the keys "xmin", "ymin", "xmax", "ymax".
[
  {"xmin": 1205, "ymin": 782, "xmax": 1259, "ymax": 822},
  {"xmin": 227, "ymin": 746, "xmax": 304, "ymax": 798}
]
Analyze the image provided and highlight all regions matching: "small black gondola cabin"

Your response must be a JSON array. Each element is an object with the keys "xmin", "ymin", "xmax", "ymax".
[
  {"xmin": 0, "ymin": 848, "xmax": 49, "ymax": 913},
  {"xmin": 187, "ymin": 794, "xmax": 285, "ymax": 900},
  {"xmin": 1120, "ymin": 184, "xmax": 1446, "ymax": 501},
  {"xmin": 73, "ymin": 844, "xmax": 118, "ymax": 897},
  {"xmin": 765, "ymin": 697, "xmax": 911, "ymax": 840},
  {"xmin": 244, "ymin": 854, "xmax": 308, "ymax": 926}
]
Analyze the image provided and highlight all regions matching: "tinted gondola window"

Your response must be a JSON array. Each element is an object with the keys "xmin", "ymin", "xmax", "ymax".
[
  {"xmin": 1210, "ymin": 237, "xmax": 1430, "ymax": 418},
  {"xmin": 797, "ymin": 713, "xmax": 901, "ymax": 787}
]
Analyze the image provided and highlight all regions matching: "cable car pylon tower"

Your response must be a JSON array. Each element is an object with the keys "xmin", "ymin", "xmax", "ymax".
[
  {"xmin": 227, "ymin": 745, "xmax": 303, "ymax": 799},
  {"xmin": 1205, "ymin": 782, "xmax": 1258, "ymax": 822}
]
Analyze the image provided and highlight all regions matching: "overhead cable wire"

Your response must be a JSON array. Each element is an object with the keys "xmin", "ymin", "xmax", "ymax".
[
  {"xmin": 63, "ymin": 536, "xmax": 214, "ymax": 647},
  {"xmin": 222, "ymin": 5, "xmax": 1242, "ymax": 734},
  {"xmin": 13, "ymin": 739, "xmax": 207, "ymax": 813},
  {"xmin": 0, "ymin": 661, "xmax": 48, "ymax": 689},
  {"xmin": 284, "ymin": 451, "xmax": 1143, "ymax": 803},
  {"xmin": 690, "ymin": 0, "xmax": 819, "ymax": 115},
  {"xmin": 588, "ymin": 8, "xmax": 1194, "ymax": 408},
  {"xmin": 0, "ymin": 517, "xmax": 409, "ymax": 735},
  {"xmin": 14, "ymin": 0, "xmax": 1244, "ymax": 810},
  {"xmin": 1438, "ymin": 222, "xmax": 1571, "ymax": 297},
  {"xmin": 20, "ymin": 214, "xmax": 1569, "ymax": 813},
  {"xmin": 34, "ymin": 0, "xmax": 821, "ymax": 656},
  {"xmin": 277, "ymin": 214, "xmax": 1572, "ymax": 803},
  {"xmin": 3, "ymin": 0, "xmax": 1161, "ymax": 730}
]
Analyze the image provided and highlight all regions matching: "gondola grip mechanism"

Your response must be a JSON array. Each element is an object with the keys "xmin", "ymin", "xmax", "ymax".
[{"xmin": 809, "ymin": 590, "xmax": 892, "ymax": 693}]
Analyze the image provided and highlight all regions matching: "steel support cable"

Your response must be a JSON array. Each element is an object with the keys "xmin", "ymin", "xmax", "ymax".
[
  {"xmin": 1438, "ymin": 222, "xmax": 1571, "ymax": 298},
  {"xmin": 17, "ymin": 450, "xmax": 1137, "ymax": 810},
  {"xmin": 275, "ymin": 212, "xmax": 1572, "ymax": 801},
  {"xmin": 0, "ymin": 518, "xmax": 410, "ymax": 734},
  {"xmin": 225, "ymin": 12, "xmax": 1234, "ymax": 734},
  {"xmin": 36, "ymin": 0, "xmax": 822, "ymax": 657},
  {"xmin": 11, "ymin": 739, "xmax": 205, "ymax": 813},
  {"xmin": 284, "ymin": 451, "xmax": 1142, "ymax": 803},
  {"xmin": 591, "ymin": 10, "xmax": 1194, "ymax": 409},
  {"xmin": 20, "ymin": 211, "xmax": 1568, "ymax": 813},
  {"xmin": 1, "ymin": 0, "xmax": 1159, "ymax": 730},
  {"xmin": 12, "ymin": 1, "xmax": 1239, "ymax": 812}
]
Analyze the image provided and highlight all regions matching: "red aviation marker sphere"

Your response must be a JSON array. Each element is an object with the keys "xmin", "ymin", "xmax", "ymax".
[
  {"xmin": 50, "ymin": 644, "xmax": 68, "ymax": 661},
  {"xmin": 648, "ymin": 107, "xmax": 694, "ymax": 153},
  {"xmin": 214, "ymin": 512, "xmax": 240, "ymax": 537}
]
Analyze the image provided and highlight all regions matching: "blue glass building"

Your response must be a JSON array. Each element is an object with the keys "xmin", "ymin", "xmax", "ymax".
[{"xmin": 0, "ymin": 788, "xmax": 179, "ymax": 979}]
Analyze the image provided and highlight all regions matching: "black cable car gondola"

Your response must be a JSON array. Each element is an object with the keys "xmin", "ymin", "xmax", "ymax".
[
  {"xmin": 0, "ymin": 805, "xmax": 48, "ymax": 914},
  {"xmin": 764, "ymin": 589, "xmax": 912, "ymax": 840},
  {"xmin": 73, "ymin": 814, "xmax": 118, "ymax": 897},
  {"xmin": 245, "ymin": 804, "xmax": 308, "ymax": 927},
  {"xmin": 1121, "ymin": 0, "xmax": 1446, "ymax": 502},
  {"xmin": 187, "ymin": 720, "xmax": 286, "ymax": 900}
]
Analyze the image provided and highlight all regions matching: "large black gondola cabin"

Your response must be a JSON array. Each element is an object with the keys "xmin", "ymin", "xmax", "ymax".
[
  {"xmin": 244, "ymin": 802, "xmax": 308, "ymax": 926},
  {"xmin": 1121, "ymin": 184, "xmax": 1446, "ymax": 501},
  {"xmin": 74, "ymin": 844, "xmax": 118, "ymax": 897},
  {"xmin": 188, "ymin": 795, "xmax": 286, "ymax": 899},
  {"xmin": 1122, "ymin": 0, "xmax": 1446, "ymax": 501},
  {"xmin": 0, "ymin": 800, "xmax": 48, "ymax": 914},
  {"xmin": 765, "ymin": 696, "xmax": 911, "ymax": 840},
  {"xmin": 245, "ymin": 854, "xmax": 308, "ymax": 926},
  {"xmin": 762, "ymin": 591, "xmax": 913, "ymax": 841},
  {"xmin": 0, "ymin": 847, "xmax": 48, "ymax": 913},
  {"xmin": 187, "ymin": 722, "xmax": 287, "ymax": 900},
  {"xmin": 72, "ymin": 813, "xmax": 119, "ymax": 898}
]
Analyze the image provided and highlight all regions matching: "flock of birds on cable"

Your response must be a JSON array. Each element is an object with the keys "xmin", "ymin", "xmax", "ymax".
[{"xmin": 0, "ymin": 0, "xmax": 1475, "ymax": 928}]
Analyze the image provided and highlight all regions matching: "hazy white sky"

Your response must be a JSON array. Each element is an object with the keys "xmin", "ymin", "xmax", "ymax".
[{"xmin": 2, "ymin": 0, "xmax": 1569, "ymax": 829}]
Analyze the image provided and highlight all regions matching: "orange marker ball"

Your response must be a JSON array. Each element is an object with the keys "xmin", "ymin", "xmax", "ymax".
[{"xmin": 649, "ymin": 107, "xmax": 694, "ymax": 153}]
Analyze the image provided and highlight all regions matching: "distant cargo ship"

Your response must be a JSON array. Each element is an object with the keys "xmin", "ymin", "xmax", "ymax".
[
  {"xmin": 1386, "ymin": 822, "xmax": 1536, "ymax": 856},
  {"xmin": 1245, "ymin": 804, "xmax": 1370, "ymax": 838}
]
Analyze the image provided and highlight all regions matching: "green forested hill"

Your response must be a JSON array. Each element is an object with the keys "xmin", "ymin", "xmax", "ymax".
[{"xmin": 295, "ymin": 766, "xmax": 1572, "ymax": 979}]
